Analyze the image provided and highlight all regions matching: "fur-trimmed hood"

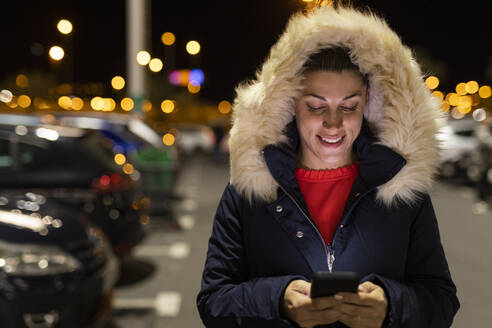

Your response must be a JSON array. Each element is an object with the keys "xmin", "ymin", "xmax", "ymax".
[{"xmin": 228, "ymin": 6, "xmax": 444, "ymax": 206}]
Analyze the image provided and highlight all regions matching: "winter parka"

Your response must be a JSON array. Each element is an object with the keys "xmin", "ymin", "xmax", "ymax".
[{"xmin": 197, "ymin": 6, "xmax": 460, "ymax": 328}]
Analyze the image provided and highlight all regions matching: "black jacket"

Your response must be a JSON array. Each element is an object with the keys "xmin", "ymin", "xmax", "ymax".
[{"xmin": 197, "ymin": 120, "xmax": 460, "ymax": 327}]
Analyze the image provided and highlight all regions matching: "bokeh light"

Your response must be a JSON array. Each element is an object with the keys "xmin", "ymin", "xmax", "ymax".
[
  {"xmin": 161, "ymin": 100, "xmax": 175, "ymax": 113},
  {"xmin": 457, "ymin": 95, "xmax": 472, "ymax": 114},
  {"xmin": 186, "ymin": 41, "xmax": 201, "ymax": 55},
  {"xmin": 455, "ymin": 82, "xmax": 467, "ymax": 95},
  {"xmin": 121, "ymin": 97, "xmax": 134, "ymax": 111},
  {"xmin": 447, "ymin": 93, "xmax": 459, "ymax": 107},
  {"xmin": 103, "ymin": 98, "xmax": 116, "ymax": 112},
  {"xmin": 162, "ymin": 133, "xmax": 176, "ymax": 146},
  {"xmin": 49, "ymin": 46, "xmax": 64, "ymax": 61},
  {"xmin": 218, "ymin": 100, "xmax": 232, "ymax": 114},
  {"xmin": 57, "ymin": 19, "xmax": 73, "ymax": 34},
  {"xmin": 189, "ymin": 69, "xmax": 205, "ymax": 86},
  {"xmin": 58, "ymin": 96, "xmax": 72, "ymax": 110},
  {"xmin": 465, "ymin": 81, "xmax": 479, "ymax": 94},
  {"xmin": 71, "ymin": 97, "xmax": 84, "ymax": 110},
  {"xmin": 17, "ymin": 95, "xmax": 31, "ymax": 108},
  {"xmin": 123, "ymin": 163, "xmax": 134, "ymax": 175},
  {"xmin": 136, "ymin": 51, "xmax": 151, "ymax": 65},
  {"xmin": 161, "ymin": 32, "xmax": 176, "ymax": 46},
  {"xmin": 478, "ymin": 85, "xmax": 491, "ymax": 99},
  {"xmin": 114, "ymin": 153, "xmax": 126, "ymax": 165},
  {"xmin": 425, "ymin": 76, "xmax": 439, "ymax": 90},
  {"xmin": 149, "ymin": 58, "xmax": 163, "ymax": 72},
  {"xmin": 16, "ymin": 74, "xmax": 29, "ymax": 88},
  {"xmin": 472, "ymin": 108, "xmax": 487, "ymax": 122},
  {"xmin": 0, "ymin": 90, "xmax": 14, "ymax": 103},
  {"xmin": 111, "ymin": 76, "xmax": 125, "ymax": 90},
  {"xmin": 90, "ymin": 97, "xmax": 105, "ymax": 111}
]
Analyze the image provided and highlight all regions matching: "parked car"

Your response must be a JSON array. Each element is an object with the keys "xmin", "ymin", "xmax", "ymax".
[
  {"xmin": 437, "ymin": 118, "xmax": 479, "ymax": 183},
  {"xmin": 50, "ymin": 112, "xmax": 180, "ymax": 216},
  {"xmin": 54, "ymin": 112, "xmax": 180, "ymax": 197},
  {"xmin": 0, "ymin": 115, "xmax": 147, "ymax": 257},
  {"xmin": 0, "ymin": 190, "xmax": 119, "ymax": 328}
]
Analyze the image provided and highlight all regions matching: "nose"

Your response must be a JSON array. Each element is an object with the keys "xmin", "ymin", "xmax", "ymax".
[{"xmin": 322, "ymin": 109, "xmax": 342, "ymax": 129}]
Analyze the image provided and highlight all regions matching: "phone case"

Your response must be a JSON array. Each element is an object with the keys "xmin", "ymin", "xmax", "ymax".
[{"xmin": 310, "ymin": 271, "xmax": 361, "ymax": 298}]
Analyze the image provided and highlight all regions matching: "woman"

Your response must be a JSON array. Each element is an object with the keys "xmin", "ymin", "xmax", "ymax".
[{"xmin": 197, "ymin": 4, "xmax": 459, "ymax": 328}]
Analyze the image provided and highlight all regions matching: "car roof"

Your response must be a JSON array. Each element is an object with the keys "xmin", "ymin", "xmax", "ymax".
[{"xmin": 0, "ymin": 112, "xmax": 163, "ymax": 148}]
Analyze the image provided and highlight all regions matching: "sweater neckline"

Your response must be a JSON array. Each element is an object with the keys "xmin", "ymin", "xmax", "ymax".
[{"xmin": 294, "ymin": 162, "xmax": 360, "ymax": 180}]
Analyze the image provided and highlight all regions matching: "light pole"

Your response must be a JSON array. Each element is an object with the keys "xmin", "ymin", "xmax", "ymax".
[{"xmin": 126, "ymin": 0, "xmax": 149, "ymax": 114}]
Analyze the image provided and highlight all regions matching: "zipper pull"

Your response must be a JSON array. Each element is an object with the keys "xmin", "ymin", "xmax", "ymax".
[{"xmin": 327, "ymin": 244, "xmax": 335, "ymax": 272}]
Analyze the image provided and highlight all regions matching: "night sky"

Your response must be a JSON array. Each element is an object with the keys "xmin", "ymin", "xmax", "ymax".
[{"xmin": 1, "ymin": 0, "xmax": 491, "ymax": 103}]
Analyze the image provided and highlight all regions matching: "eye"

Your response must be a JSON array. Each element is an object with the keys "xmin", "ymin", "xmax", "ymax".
[
  {"xmin": 307, "ymin": 105, "xmax": 324, "ymax": 112},
  {"xmin": 340, "ymin": 105, "xmax": 357, "ymax": 112}
]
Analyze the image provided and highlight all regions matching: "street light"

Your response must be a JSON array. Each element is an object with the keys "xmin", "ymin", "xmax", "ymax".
[
  {"xmin": 136, "ymin": 50, "xmax": 151, "ymax": 65},
  {"xmin": 111, "ymin": 76, "xmax": 126, "ymax": 90},
  {"xmin": 186, "ymin": 41, "xmax": 200, "ymax": 55},
  {"xmin": 49, "ymin": 46, "xmax": 65, "ymax": 61},
  {"xmin": 161, "ymin": 32, "xmax": 176, "ymax": 46},
  {"xmin": 57, "ymin": 19, "xmax": 73, "ymax": 35},
  {"xmin": 149, "ymin": 58, "xmax": 163, "ymax": 72}
]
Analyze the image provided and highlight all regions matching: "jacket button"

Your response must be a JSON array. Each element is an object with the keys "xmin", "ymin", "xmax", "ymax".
[
  {"xmin": 296, "ymin": 231, "xmax": 304, "ymax": 238},
  {"xmin": 354, "ymin": 192, "xmax": 360, "ymax": 197},
  {"xmin": 275, "ymin": 205, "xmax": 283, "ymax": 213}
]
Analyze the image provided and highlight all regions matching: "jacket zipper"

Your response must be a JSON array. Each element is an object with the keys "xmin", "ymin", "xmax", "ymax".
[
  {"xmin": 277, "ymin": 184, "xmax": 332, "ymax": 271},
  {"xmin": 327, "ymin": 243, "xmax": 335, "ymax": 272}
]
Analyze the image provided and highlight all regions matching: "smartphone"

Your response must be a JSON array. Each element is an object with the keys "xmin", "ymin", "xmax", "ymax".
[{"xmin": 310, "ymin": 271, "xmax": 361, "ymax": 298}]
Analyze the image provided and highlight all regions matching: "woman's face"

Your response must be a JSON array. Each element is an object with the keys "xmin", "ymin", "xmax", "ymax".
[{"xmin": 295, "ymin": 70, "xmax": 368, "ymax": 170}]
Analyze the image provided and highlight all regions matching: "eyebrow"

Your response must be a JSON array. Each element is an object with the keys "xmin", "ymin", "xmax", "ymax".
[{"xmin": 305, "ymin": 92, "xmax": 362, "ymax": 101}]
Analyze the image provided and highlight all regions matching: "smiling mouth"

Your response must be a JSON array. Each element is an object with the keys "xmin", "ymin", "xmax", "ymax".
[{"xmin": 319, "ymin": 135, "xmax": 343, "ymax": 143}]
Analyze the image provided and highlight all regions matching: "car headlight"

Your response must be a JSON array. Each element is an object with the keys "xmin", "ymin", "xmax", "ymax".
[{"xmin": 0, "ymin": 240, "xmax": 81, "ymax": 276}]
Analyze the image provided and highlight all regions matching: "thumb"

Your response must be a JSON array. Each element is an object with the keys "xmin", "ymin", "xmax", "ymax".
[
  {"xmin": 290, "ymin": 279, "xmax": 311, "ymax": 296},
  {"xmin": 358, "ymin": 281, "xmax": 374, "ymax": 293}
]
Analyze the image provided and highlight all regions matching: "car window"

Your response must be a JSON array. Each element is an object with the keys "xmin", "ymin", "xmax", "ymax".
[{"xmin": 0, "ymin": 139, "xmax": 12, "ymax": 168}]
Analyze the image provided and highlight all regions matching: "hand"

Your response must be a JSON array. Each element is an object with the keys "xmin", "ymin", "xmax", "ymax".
[
  {"xmin": 281, "ymin": 280, "xmax": 341, "ymax": 328},
  {"xmin": 336, "ymin": 281, "xmax": 388, "ymax": 328}
]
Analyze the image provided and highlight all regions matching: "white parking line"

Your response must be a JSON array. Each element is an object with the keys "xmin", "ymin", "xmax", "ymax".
[
  {"xmin": 113, "ymin": 292, "xmax": 182, "ymax": 317},
  {"xmin": 178, "ymin": 214, "xmax": 195, "ymax": 230},
  {"xmin": 134, "ymin": 242, "xmax": 190, "ymax": 259},
  {"xmin": 155, "ymin": 292, "xmax": 182, "ymax": 317}
]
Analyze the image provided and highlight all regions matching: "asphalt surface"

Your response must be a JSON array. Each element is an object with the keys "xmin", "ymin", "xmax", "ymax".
[{"xmin": 109, "ymin": 153, "xmax": 492, "ymax": 328}]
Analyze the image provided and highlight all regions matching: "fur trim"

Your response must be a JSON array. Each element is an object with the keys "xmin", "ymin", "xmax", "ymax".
[{"xmin": 229, "ymin": 6, "xmax": 444, "ymax": 206}]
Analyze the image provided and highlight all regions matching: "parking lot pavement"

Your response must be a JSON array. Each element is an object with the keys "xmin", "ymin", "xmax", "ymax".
[
  {"xmin": 109, "ymin": 154, "xmax": 229, "ymax": 328},
  {"xmin": 429, "ymin": 181, "xmax": 492, "ymax": 328},
  {"xmin": 108, "ymin": 153, "xmax": 491, "ymax": 328}
]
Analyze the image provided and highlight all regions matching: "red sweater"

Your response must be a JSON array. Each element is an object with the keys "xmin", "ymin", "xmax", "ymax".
[{"xmin": 294, "ymin": 162, "xmax": 360, "ymax": 245}]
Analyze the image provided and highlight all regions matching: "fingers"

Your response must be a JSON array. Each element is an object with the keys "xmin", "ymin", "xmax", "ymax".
[
  {"xmin": 338, "ymin": 282, "xmax": 387, "ymax": 306},
  {"xmin": 336, "ymin": 282, "xmax": 388, "ymax": 328},
  {"xmin": 289, "ymin": 279, "xmax": 311, "ymax": 296},
  {"xmin": 310, "ymin": 295, "xmax": 339, "ymax": 310},
  {"xmin": 282, "ymin": 280, "xmax": 342, "ymax": 327}
]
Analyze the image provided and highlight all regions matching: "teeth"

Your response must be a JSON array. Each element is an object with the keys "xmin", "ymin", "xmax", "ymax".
[{"xmin": 321, "ymin": 136, "xmax": 342, "ymax": 143}]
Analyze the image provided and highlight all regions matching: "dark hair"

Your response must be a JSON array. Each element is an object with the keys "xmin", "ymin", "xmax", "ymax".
[{"xmin": 302, "ymin": 47, "xmax": 368, "ymax": 85}]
